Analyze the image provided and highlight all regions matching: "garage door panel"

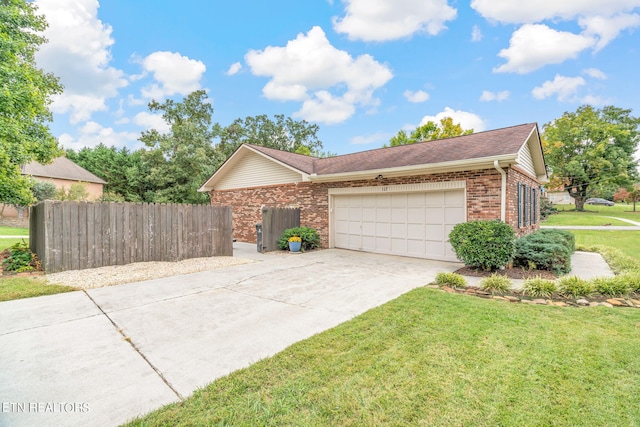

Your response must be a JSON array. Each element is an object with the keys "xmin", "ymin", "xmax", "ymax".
[
  {"xmin": 425, "ymin": 224, "xmax": 444, "ymax": 240},
  {"xmin": 391, "ymin": 238, "xmax": 406, "ymax": 252},
  {"xmin": 408, "ymin": 223, "xmax": 425, "ymax": 237},
  {"xmin": 375, "ymin": 222, "xmax": 390, "ymax": 237},
  {"xmin": 362, "ymin": 221, "xmax": 376, "ymax": 236},
  {"xmin": 392, "ymin": 208, "xmax": 407, "ymax": 222},
  {"xmin": 426, "ymin": 207, "xmax": 444, "ymax": 224},
  {"xmin": 407, "ymin": 192, "xmax": 425, "ymax": 207},
  {"xmin": 407, "ymin": 239, "xmax": 425, "ymax": 254},
  {"xmin": 391, "ymin": 194, "xmax": 407, "ymax": 207},
  {"xmin": 376, "ymin": 237, "xmax": 391, "ymax": 251},
  {"xmin": 445, "ymin": 207, "xmax": 465, "ymax": 224},
  {"xmin": 376, "ymin": 207, "xmax": 391, "ymax": 222},
  {"xmin": 425, "ymin": 192, "xmax": 444, "ymax": 206},
  {"xmin": 444, "ymin": 190, "xmax": 464, "ymax": 205},
  {"xmin": 426, "ymin": 242, "xmax": 445, "ymax": 256},
  {"xmin": 391, "ymin": 223, "xmax": 406, "ymax": 238},
  {"xmin": 408, "ymin": 207, "xmax": 425, "ymax": 222}
]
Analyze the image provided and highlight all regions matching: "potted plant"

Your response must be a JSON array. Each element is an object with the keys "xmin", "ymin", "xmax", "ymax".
[{"xmin": 288, "ymin": 236, "xmax": 302, "ymax": 252}]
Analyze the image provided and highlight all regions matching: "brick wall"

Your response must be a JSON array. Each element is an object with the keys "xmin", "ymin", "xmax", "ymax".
[{"xmin": 209, "ymin": 168, "xmax": 532, "ymax": 248}]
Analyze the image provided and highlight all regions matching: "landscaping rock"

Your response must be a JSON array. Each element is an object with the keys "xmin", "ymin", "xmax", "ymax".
[
  {"xmin": 442, "ymin": 286, "xmax": 455, "ymax": 293},
  {"xmin": 533, "ymin": 299, "xmax": 547, "ymax": 305},
  {"xmin": 601, "ymin": 302, "xmax": 614, "ymax": 308},
  {"xmin": 505, "ymin": 296, "xmax": 520, "ymax": 303},
  {"xmin": 630, "ymin": 299, "xmax": 640, "ymax": 306},
  {"xmin": 552, "ymin": 301, "xmax": 567, "ymax": 307},
  {"xmin": 425, "ymin": 284, "xmax": 440, "ymax": 289},
  {"xmin": 605, "ymin": 299, "xmax": 624, "ymax": 307},
  {"xmin": 521, "ymin": 299, "xmax": 534, "ymax": 304},
  {"xmin": 589, "ymin": 302, "xmax": 601, "ymax": 307},
  {"xmin": 576, "ymin": 299, "xmax": 590, "ymax": 306},
  {"xmin": 492, "ymin": 296, "xmax": 508, "ymax": 301}
]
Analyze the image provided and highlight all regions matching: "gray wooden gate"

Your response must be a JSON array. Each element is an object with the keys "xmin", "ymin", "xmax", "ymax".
[{"xmin": 261, "ymin": 207, "xmax": 300, "ymax": 252}]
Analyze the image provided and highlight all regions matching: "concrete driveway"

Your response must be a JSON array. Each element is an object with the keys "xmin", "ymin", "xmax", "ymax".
[{"xmin": 0, "ymin": 245, "xmax": 460, "ymax": 427}]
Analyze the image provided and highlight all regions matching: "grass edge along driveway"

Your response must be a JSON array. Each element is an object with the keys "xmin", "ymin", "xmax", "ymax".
[{"xmin": 125, "ymin": 288, "xmax": 640, "ymax": 427}]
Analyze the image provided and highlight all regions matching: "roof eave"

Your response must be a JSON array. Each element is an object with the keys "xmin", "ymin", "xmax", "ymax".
[{"xmin": 308, "ymin": 155, "xmax": 518, "ymax": 183}]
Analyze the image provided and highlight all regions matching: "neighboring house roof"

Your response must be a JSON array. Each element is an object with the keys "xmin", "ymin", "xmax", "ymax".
[
  {"xmin": 200, "ymin": 123, "xmax": 547, "ymax": 192},
  {"xmin": 22, "ymin": 157, "xmax": 107, "ymax": 185}
]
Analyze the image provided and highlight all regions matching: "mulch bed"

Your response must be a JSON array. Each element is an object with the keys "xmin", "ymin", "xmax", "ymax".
[{"xmin": 455, "ymin": 266, "xmax": 557, "ymax": 280}]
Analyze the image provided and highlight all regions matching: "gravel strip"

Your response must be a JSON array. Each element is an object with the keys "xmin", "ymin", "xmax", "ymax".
[{"xmin": 45, "ymin": 257, "xmax": 256, "ymax": 290}]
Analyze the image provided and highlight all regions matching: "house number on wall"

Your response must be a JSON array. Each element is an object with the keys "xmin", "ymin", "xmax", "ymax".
[{"xmin": 381, "ymin": 187, "xmax": 389, "ymax": 192}]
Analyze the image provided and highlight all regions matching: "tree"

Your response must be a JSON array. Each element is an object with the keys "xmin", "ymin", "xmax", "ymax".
[
  {"xmin": 66, "ymin": 145, "xmax": 152, "ymax": 202},
  {"xmin": 139, "ymin": 90, "xmax": 221, "ymax": 204},
  {"xmin": 0, "ymin": 0, "xmax": 63, "ymax": 207},
  {"xmin": 31, "ymin": 180, "xmax": 56, "ymax": 202},
  {"xmin": 388, "ymin": 117, "xmax": 473, "ymax": 147},
  {"xmin": 214, "ymin": 114, "xmax": 325, "ymax": 160},
  {"xmin": 543, "ymin": 105, "xmax": 640, "ymax": 211},
  {"xmin": 627, "ymin": 185, "xmax": 640, "ymax": 212}
]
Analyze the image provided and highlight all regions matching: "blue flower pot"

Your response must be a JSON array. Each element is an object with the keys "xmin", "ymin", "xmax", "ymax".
[{"xmin": 288, "ymin": 241, "xmax": 301, "ymax": 252}]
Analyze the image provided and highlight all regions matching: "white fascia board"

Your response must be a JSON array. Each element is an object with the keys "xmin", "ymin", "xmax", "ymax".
[
  {"xmin": 524, "ymin": 126, "xmax": 549, "ymax": 181},
  {"xmin": 308, "ymin": 154, "xmax": 517, "ymax": 183}
]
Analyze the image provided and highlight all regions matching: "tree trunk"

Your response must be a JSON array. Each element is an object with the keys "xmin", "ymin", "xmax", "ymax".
[{"xmin": 575, "ymin": 198, "xmax": 586, "ymax": 211}]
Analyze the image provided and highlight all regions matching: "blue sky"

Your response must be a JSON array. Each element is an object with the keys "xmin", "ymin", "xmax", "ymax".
[{"xmin": 33, "ymin": 0, "xmax": 640, "ymax": 155}]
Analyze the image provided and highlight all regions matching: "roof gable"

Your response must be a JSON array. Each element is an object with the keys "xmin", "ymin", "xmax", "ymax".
[{"xmin": 22, "ymin": 157, "xmax": 107, "ymax": 184}]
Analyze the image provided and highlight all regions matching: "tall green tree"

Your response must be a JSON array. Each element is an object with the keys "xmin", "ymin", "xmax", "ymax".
[
  {"xmin": 388, "ymin": 117, "xmax": 473, "ymax": 147},
  {"xmin": 139, "ymin": 90, "xmax": 221, "ymax": 204},
  {"xmin": 215, "ymin": 114, "xmax": 325, "ymax": 160},
  {"xmin": 543, "ymin": 105, "xmax": 640, "ymax": 211},
  {"xmin": 66, "ymin": 144, "xmax": 153, "ymax": 202},
  {"xmin": 0, "ymin": 0, "xmax": 63, "ymax": 207}
]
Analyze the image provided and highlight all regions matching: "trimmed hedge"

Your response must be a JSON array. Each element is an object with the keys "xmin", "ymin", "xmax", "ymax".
[
  {"xmin": 448, "ymin": 220, "xmax": 515, "ymax": 271},
  {"xmin": 514, "ymin": 229, "xmax": 575, "ymax": 275}
]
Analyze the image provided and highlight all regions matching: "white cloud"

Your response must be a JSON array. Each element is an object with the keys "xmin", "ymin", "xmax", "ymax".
[
  {"xmin": 245, "ymin": 26, "xmax": 393, "ymax": 124},
  {"xmin": 226, "ymin": 62, "xmax": 242, "ymax": 76},
  {"xmin": 332, "ymin": 0, "xmax": 457, "ymax": 41},
  {"xmin": 471, "ymin": 0, "xmax": 640, "ymax": 24},
  {"xmin": 531, "ymin": 75, "xmax": 586, "ymax": 102},
  {"xmin": 471, "ymin": 25, "xmax": 483, "ymax": 42},
  {"xmin": 580, "ymin": 13, "xmax": 640, "ymax": 51},
  {"xmin": 494, "ymin": 24, "xmax": 594, "ymax": 74},
  {"xmin": 420, "ymin": 107, "xmax": 486, "ymax": 132},
  {"xmin": 583, "ymin": 68, "xmax": 607, "ymax": 79},
  {"xmin": 133, "ymin": 112, "xmax": 171, "ymax": 133},
  {"xmin": 580, "ymin": 94, "xmax": 607, "ymax": 105},
  {"xmin": 480, "ymin": 90, "xmax": 510, "ymax": 102},
  {"xmin": 34, "ymin": 0, "xmax": 128, "ymax": 124},
  {"xmin": 141, "ymin": 51, "xmax": 206, "ymax": 99},
  {"xmin": 350, "ymin": 132, "xmax": 389, "ymax": 145},
  {"xmin": 403, "ymin": 90, "xmax": 430, "ymax": 103},
  {"xmin": 58, "ymin": 121, "xmax": 139, "ymax": 151}
]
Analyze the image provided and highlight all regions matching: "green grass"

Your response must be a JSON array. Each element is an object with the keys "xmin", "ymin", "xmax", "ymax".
[
  {"xmin": 0, "ymin": 276, "xmax": 77, "ymax": 301},
  {"xmin": 0, "ymin": 238, "xmax": 28, "ymax": 252},
  {"xmin": 546, "ymin": 203, "xmax": 640, "ymax": 225},
  {"xmin": 0, "ymin": 225, "xmax": 29, "ymax": 236},
  {"xmin": 125, "ymin": 289, "xmax": 640, "ymax": 427},
  {"xmin": 571, "ymin": 230, "xmax": 640, "ymax": 259}
]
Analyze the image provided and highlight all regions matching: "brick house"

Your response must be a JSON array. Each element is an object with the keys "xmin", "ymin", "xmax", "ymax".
[
  {"xmin": 0, "ymin": 157, "xmax": 107, "ymax": 223},
  {"xmin": 200, "ymin": 123, "xmax": 548, "ymax": 262}
]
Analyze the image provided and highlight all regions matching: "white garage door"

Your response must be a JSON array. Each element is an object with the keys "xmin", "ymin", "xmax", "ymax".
[{"xmin": 333, "ymin": 189, "xmax": 465, "ymax": 261}]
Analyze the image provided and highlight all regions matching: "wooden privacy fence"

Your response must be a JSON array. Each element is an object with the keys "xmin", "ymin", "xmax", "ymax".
[
  {"xmin": 260, "ymin": 207, "xmax": 300, "ymax": 252},
  {"xmin": 30, "ymin": 201, "xmax": 233, "ymax": 273}
]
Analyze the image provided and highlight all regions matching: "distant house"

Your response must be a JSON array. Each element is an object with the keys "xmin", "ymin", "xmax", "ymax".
[
  {"xmin": 0, "ymin": 157, "xmax": 107, "ymax": 220},
  {"xmin": 545, "ymin": 185, "xmax": 575, "ymax": 205}
]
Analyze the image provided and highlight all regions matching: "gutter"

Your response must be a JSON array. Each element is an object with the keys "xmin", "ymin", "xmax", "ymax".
[
  {"xmin": 308, "ymin": 154, "xmax": 517, "ymax": 183},
  {"xmin": 494, "ymin": 160, "xmax": 507, "ymax": 222}
]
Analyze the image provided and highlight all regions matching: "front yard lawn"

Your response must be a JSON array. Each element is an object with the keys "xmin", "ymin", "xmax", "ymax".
[
  {"xmin": 0, "ymin": 276, "xmax": 77, "ymax": 302},
  {"xmin": 572, "ymin": 230, "xmax": 640, "ymax": 259},
  {"xmin": 125, "ymin": 288, "xmax": 640, "ymax": 427},
  {"xmin": 0, "ymin": 225, "xmax": 29, "ymax": 236},
  {"xmin": 0, "ymin": 238, "xmax": 28, "ymax": 252},
  {"xmin": 547, "ymin": 203, "xmax": 640, "ymax": 225}
]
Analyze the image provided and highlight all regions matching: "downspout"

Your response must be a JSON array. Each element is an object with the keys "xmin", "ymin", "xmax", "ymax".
[{"xmin": 494, "ymin": 160, "xmax": 506, "ymax": 222}]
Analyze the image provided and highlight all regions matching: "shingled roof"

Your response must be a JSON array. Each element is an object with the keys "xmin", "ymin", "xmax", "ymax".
[
  {"xmin": 200, "ymin": 123, "xmax": 546, "ymax": 191},
  {"xmin": 248, "ymin": 123, "xmax": 539, "ymax": 175},
  {"xmin": 22, "ymin": 157, "xmax": 107, "ymax": 184}
]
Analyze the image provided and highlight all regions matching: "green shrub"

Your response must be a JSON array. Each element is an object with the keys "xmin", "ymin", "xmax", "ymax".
[
  {"xmin": 434, "ymin": 272, "xmax": 467, "ymax": 289},
  {"xmin": 592, "ymin": 276, "xmax": 630, "ymax": 297},
  {"xmin": 514, "ymin": 229, "xmax": 574, "ymax": 275},
  {"xmin": 278, "ymin": 227, "xmax": 320, "ymax": 252},
  {"xmin": 448, "ymin": 220, "xmax": 515, "ymax": 271},
  {"xmin": 479, "ymin": 274, "xmax": 512, "ymax": 294},
  {"xmin": 523, "ymin": 277, "xmax": 557, "ymax": 298},
  {"xmin": 618, "ymin": 271, "xmax": 640, "ymax": 293},
  {"xmin": 1, "ymin": 240, "xmax": 39, "ymax": 272},
  {"xmin": 557, "ymin": 276, "xmax": 593, "ymax": 298}
]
